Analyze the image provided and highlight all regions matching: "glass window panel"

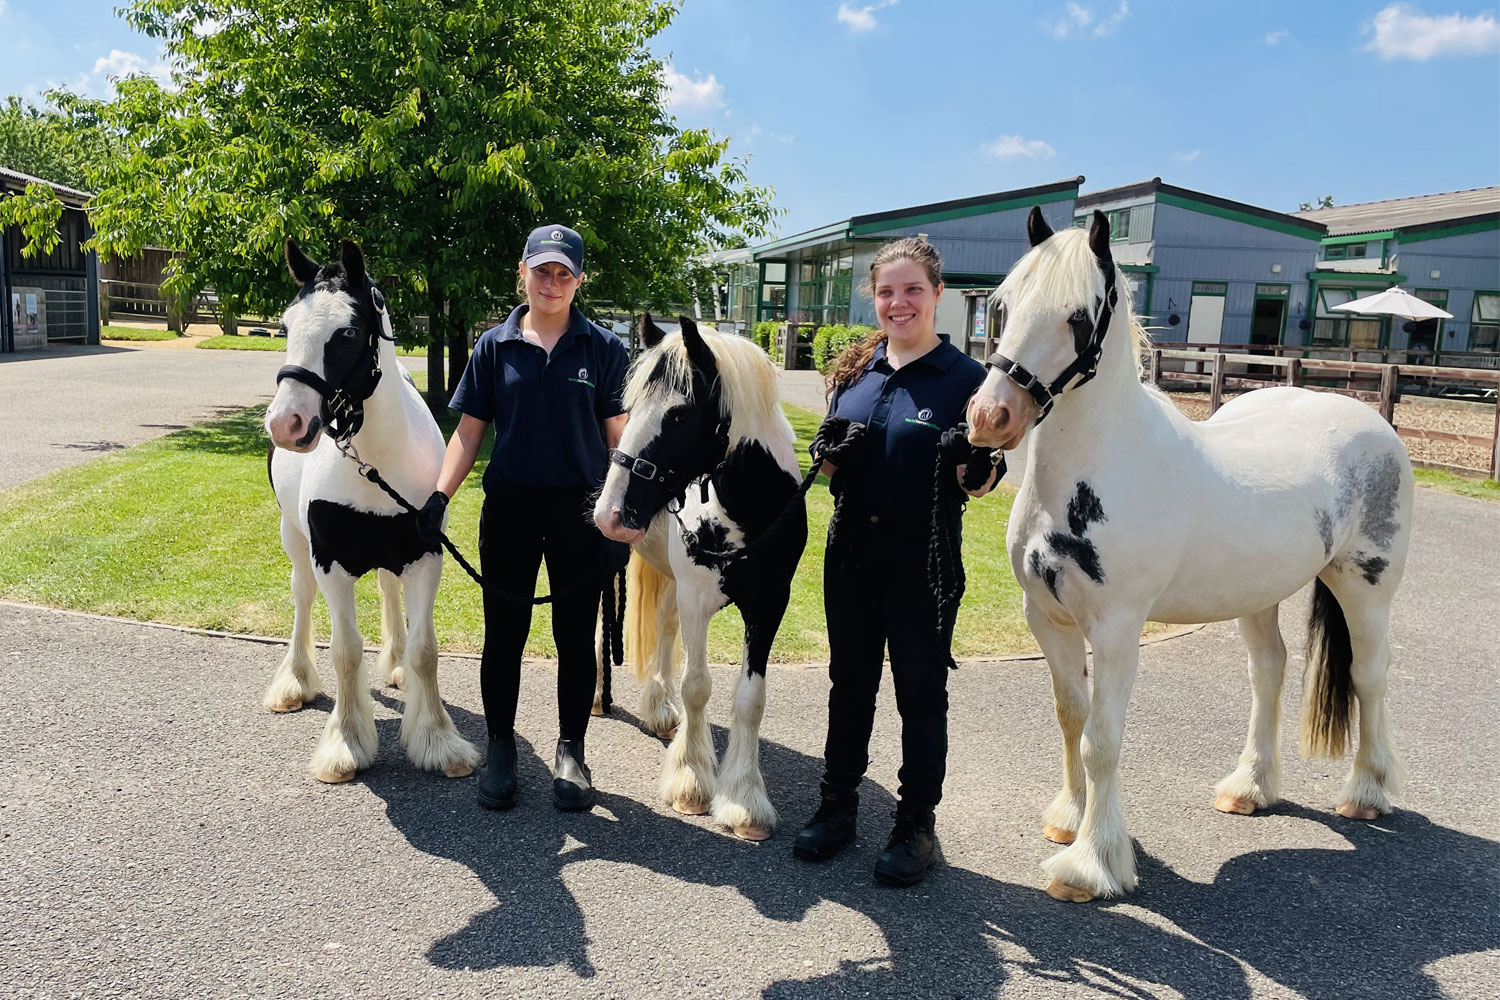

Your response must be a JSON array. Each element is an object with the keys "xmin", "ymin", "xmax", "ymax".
[
  {"xmin": 1325, "ymin": 246, "xmax": 1346, "ymax": 259},
  {"xmin": 1473, "ymin": 293, "xmax": 1500, "ymax": 323},
  {"xmin": 1349, "ymin": 319, "xmax": 1381, "ymax": 350},
  {"xmin": 1318, "ymin": 289, "xmax": 1355, "ymax": 314},
  {"xmin": 1471, "ymin": 325, "xmax": 1499, "ymax": 351},
  {"xmin": 1345, "ymin": 243, "xmax": 1367, "ymax": 258},
  {"xmin": 764, "ymin": 263, "xmax": 786, "ymax": 282}
]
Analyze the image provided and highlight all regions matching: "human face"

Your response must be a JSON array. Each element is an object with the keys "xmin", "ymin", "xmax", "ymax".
[
  {"xmin": 520, "ymin": 260, "xmax": 582, "ymax": 317},
  {"xmin": 872, "ymin": 259, "xmax": 942, "ymax": 344}
]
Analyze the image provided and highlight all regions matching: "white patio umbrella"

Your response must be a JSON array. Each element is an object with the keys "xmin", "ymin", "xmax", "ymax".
[{"xmin": 1330, "ymin": 286, "xmax": 1453, "ymax": 321}]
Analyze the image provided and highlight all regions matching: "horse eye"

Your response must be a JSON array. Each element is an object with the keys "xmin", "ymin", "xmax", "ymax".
[
  {"xmin": 341, "ymin": 327, "xmax": 359, "ymax": 339},
  {"xmin": 1069, "ymin": 308, "xmax": 1089, "ymax": 324}
]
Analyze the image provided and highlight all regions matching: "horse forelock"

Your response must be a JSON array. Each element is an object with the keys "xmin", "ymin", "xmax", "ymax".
[
  {"xmin": 992, "ymin": 228, "xmax": 1145, "ymax": 363},
  {"xmin": 625, "ymin": 330, "xmax": 784, "ymax": 446}
]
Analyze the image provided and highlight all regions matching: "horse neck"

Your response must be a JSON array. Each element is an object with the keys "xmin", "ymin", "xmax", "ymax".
[
  {"xmin": 347, "ymin": 340, "xmax": 413, "ymax": 459},
  {"xmin": 1026, "ymin": 329, "xmax": 1151, "ymax": 479}
]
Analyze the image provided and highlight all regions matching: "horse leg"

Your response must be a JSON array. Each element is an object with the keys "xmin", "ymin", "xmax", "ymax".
[
  {"xmin": 375, "ymin": 568, "xmax": 407, "ymax": 690},
  {"xmin": 309, "ymin": 573, "xmax": 378, "ymax": 783},
  {"xmin": 639, "ymin": 581, "xmax": 682, "ymax": 740},
  {"xmin": 396, "ymin": 554, "xmax": 479, "ymax": 778},
  {"xmin": 1025, "ymin": 599, "xmax": 1088, "ymax": 845},
  {"xmin": 1214, "ymin": 604, "xmax": 1286, "ymax": 815},
  {"xmin": 1042, "ymin": 615, "xmax": 1143, "ymax": 902},
  {"xmin": 660, "ymin": 584, "xmax": 717, "ymax": 816},
  {"xmin": 1323, "ymin": 573, "xmax": 1403, "ymax": 820},
  {"xmin": 711, "ymin": 596, "xmax": 786, "ymax": 841},
  {"xmin": 263, "ymin": 517, "xmax": 323, "ymax": 713}
]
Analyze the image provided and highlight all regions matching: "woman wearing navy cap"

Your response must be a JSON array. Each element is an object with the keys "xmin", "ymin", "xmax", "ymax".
[
  {"xmin": 419, "ymin": 224, "xmax": 628, "ymax": 813},
  {"xmin": 793, "ymin": 237, "xmax": 1000, "ymax": 887}
]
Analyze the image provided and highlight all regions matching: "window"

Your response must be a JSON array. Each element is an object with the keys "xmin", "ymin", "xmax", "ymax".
[
  {"xmin": 1314, "ymin": 287, "xmax": 1382, "ymax": 347},
  {"xmin": 1325, "ymin": 242, "xmax": 1367, "ymax": 261},
  {"xmin": 790, "ymin": 247, "xmax": 853, "ymax": 325},
  {"xmin": 1075, "ymin": 208, "xmax": 1130, "ymax": 240},
  {"xmin": 1472, "ymin": 291, "xmax": 1500, "ymax": 353}
]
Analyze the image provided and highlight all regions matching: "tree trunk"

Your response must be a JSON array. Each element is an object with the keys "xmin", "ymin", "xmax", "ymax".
[
  {"xmin": 426, "ymin": 338, "xmax": 444, "ymax": 405},
  {"xmin": 448, "ymin": 327, "xmax": 469, "ymax": 396}
]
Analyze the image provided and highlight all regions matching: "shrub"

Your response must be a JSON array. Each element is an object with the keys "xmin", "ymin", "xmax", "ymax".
[
  {"xmin": 752, "ymin": 320, "xmax": 783, "ymax": 364},
  {"xmin": 812, "ymin": 324, "xmax": 878, "ymax": 374}
]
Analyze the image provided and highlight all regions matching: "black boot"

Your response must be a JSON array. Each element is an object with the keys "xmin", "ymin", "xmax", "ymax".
[
  {"xmin": 553, "ymin": 739, "xmax": 597, "ymax": 812},
  {"xmin": 792, "ymin": 786, "xmax": 858, "ymax": 861},
  {"xmin": 476, "ymin": 735, "xmax": 518, "ymax": 811},
  {"xmin": 874, "ymin": 808, "xmax": 936, "ymax": 887}
]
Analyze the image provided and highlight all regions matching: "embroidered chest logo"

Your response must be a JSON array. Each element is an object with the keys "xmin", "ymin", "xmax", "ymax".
[
  {"xmin": 569, "ymin": 366, "xmax": 594, "ymax": 388},
  {"xmin": 905, "ymin": 406, "xmax": 939, "ymax": 430}
]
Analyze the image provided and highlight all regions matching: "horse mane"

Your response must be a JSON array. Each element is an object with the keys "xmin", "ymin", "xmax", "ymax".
[
  {"xmin": 992, "ymin": 227, "xmax": 1148, "ymax": 368},
  {"xmin": 624, "ymin": 328, "xmax": 788, "ymax": 447}
]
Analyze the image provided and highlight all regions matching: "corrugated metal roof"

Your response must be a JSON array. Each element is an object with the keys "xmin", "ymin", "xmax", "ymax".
[
  {"xmin": 1293, "ymin": 186, "xmax": 1500, "ymax": 236},
  {"xmin": 0, "ymin": 165, "xmax": 91, "ymax": 204}
]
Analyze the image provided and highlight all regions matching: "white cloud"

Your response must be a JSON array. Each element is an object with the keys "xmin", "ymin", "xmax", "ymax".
[
  {"xmin": 1043, "ymin": 2, "xmax": 1130, "ymax": 39},
  {"xmin": 1365, "ymin": 4, "xmax": 1500, "ymax": 60},
  {"xmin": 0, "ymin": 2, "xmax": 9, "ymax": 16},
  {"xmin": 749, "ymin": 124, "xmax": 796, "ymax": 145},
  {"xmin": 1265, "ymin": 28, "xmax": 1290, "ymax": 46},
  {"xmin": 1173, "ymin": 149, "xmax": 1202, "ymax": 162},
  {"xmin": 981, "ymin": 135, "xmax": 1057, "ymax": 161},
  {"xmin": 661, "ymin": 63, "xmax": 725, "ymax": 113},
  {"xmin": 837, "ymin": 1, "xmax": 898, "ymax": 33},
  {"xmin": 66, "ymin": 48, "xmax": 172, "ymax": 99}
]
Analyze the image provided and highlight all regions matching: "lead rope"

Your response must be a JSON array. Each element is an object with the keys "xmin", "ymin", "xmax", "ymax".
[{"xmin": 670, "ymin": 457, "xmax": 825, "ymax": 568}]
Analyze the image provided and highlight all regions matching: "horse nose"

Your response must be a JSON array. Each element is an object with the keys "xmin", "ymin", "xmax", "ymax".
[{"xmin": 268, "ymin": 411, "xmax": 303, "ymax": 448}]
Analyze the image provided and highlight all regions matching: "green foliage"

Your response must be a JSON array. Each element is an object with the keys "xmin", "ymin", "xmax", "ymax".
[
  {"xmin": 1412, "ymin": 467, "xmax": 1500, "ymax": 502},
  {"xmin": 752, "ymin": 320, "xmax": 782, "ymax": 364},
  {"xmin": 100, "ymin": 325, "xmax": 179, "ymax": 341},
  {"xmin": 811, "ymin": 323, "xmax": 877, "ymax": 374},
  {"xmin": 83, "ymin": 0, "xmax": 777, "ymax": 373},
  {"xmin": 197, "ymin": 334, "xmax": 285, "ymax": 351},
  {"xmin": 0, "ymin": 92, "xmax": 118, "ymax": 257}
]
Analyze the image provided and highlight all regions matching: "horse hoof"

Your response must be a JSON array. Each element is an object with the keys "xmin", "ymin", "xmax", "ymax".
[
  {"xmin": 1336, "ymin": 802, "xmax": 1379, "ymax": 820},
  {"xmin": 443, "ymin": 761, "xmax": 474, "ymax": 778},
  {"xmin": 1214, "ymin": 793, "xmax": 1258, "ymax": 815},
  {"xmin": 657, "ymin": 727, "xmax": 678, "ymax": 742},
  {"xmin": 673, "ymin": 798, "xmax": 709, "ymax": 816},
  {"xmin": 733, "ymin": 823, "xmax": 772, "ymax": 842},
  {"xmin": 591, "ymin": 704, "xmax": 606, "ymax": 717},
  {"xmin": 314, "ymin": 765, "xmax": 356, "ymax": 784},
  {"xmin": 1045, "ymin": 878, "xmax": 1095, "ymax": 903},
  {"xmin": 268, "ymin": 697, "xmax": 304, "ymax": 714},
  {"xmin": 1042, "ymin": 824, "xmax": 1077, "ymax": 844},
  {"xmin": 387, "ymin": 668, "xmax": 405, "ymax": 690}
]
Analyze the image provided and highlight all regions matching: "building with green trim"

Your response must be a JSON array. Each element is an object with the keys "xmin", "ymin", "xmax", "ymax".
[
  {"xmin": 1, "ymin": 166, "xmax": 101, "ymax": 353},
  {"xmin": 1293, "ymin": 187, "xmax": 1500, "ymax": 361}
]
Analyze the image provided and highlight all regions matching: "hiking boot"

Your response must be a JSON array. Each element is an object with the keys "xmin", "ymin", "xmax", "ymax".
[
  {"xmin": 792, "ymin": 787, "xmax": 858, "ymax": 862},
  {"xmin": 476, "ymin": 735, "xmax": 518, "ymax": 811},
  {"xmin": 553, "ymin": 739, "xmax": 597, "ymax": 812},
  {"xmin": 874, "ymin": 808, "xmax": 936, "ymax": 887}
]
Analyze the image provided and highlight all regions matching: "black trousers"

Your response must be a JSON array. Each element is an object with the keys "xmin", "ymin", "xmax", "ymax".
[
  {"xmin": 822, "ymin": 533, "xmax": 958, "ymax": 812},
  {"xmin": 478, "ymin": 485, "xmax": 604, "ymax": 743}
]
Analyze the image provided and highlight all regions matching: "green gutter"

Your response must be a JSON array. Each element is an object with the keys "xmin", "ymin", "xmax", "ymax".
[
  {"xmin": 1398, "ymin": 217, "xmax": 1500, "ymax": 244},
  {"xmin": 1322, "ymin": 231, "xmax": 1394, "ymax": 246},
  {"xmin": 1157, "ymin": 191, "xmax": 1324, "ymax": 240},
  {"xmin": 851, "ymin": 186, "xmax": 1076, "ymax": 236},
  {"xmin": 1306, "ymin": 271, "xmax": 1406, "ymax": 284}
]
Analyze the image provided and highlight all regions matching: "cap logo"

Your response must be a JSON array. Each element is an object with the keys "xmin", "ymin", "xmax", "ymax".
[
  {"xmin": 551, "ymin": 230, "xmax": 564, "ymax": 242},
  {"xmin": 917, "ymin": 407, "xmax": 933, "ymax": 421}
]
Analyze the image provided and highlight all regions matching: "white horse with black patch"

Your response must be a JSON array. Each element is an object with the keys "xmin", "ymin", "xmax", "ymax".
[
  {"xmin": 263, "ymin": 239, "xmax": 478, "ymax": 783},
  {"xmin": 594, "ymin": 316, "xmax": 807, "ymax": 840},
  {"xmin": 968, "ymin": 208, "xmax": 1413, "ymax": 902}
]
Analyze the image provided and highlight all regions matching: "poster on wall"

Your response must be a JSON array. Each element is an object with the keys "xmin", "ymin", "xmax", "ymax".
[{"xmin": 25, "ymin": 293, "xmax": 38, "ymax": 334}]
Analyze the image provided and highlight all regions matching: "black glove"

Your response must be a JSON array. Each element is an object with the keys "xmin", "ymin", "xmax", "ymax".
[
  {"xmin": 938, "ymin": 423, "xmax": 1004, "ymax": 493},
  {"xmin": 416, "ymin": 490, "xmax": 448, "ymax": 544},
  {"xmin": 811, "ymin": 416, "xmax": 868, "ymax": 468}
]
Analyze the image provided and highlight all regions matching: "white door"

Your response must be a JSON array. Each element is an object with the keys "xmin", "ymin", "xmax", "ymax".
[{"xmin": 1187, "ymin": 294, "xmax": 1225, "ymax": 345}]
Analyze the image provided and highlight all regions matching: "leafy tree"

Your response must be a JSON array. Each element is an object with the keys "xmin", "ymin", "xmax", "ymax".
[
  {"xmin": 0, "ymin": 92, "xmax": 115, "ymax": 191},
  {"xmin": 51, "ymin": 0, "xmax": 775, "ymax": 394}
]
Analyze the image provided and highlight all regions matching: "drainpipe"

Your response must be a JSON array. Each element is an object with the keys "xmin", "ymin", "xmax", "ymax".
[{"xmin": 1, "ymin": 226, "xmax": 12, "ymax": 353}]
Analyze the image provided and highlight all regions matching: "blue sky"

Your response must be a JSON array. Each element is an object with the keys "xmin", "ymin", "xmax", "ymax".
[{"xmin": 4, "ymin": 1, "xmax": 1499, "ymax": 237}]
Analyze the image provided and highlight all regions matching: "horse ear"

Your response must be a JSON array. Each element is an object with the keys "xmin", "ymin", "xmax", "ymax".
[
  {"xmin": 679, "ymin": 315, "xmax": 717, "ymax": 376},
  {"xmin": 340, "ymin": 240, "xmax": 368, "ymax": 292},
  {"xmin": 1026, "ymin": 205, "xmax": 1054, "ymax": 248},
  {"xmin": 640, "ymin": 311, "xmax": 666, "ymax": 348},
  {"xmin": 285, "ymin": 239, "xmax": 320, "ymax": 285},
  {"xmin": 1088, "ymin": 210, "xmax": 1113, "ymax": 265}
]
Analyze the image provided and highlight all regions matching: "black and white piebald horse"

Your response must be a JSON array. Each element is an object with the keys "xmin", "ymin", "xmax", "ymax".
[
  {"xmin": 594, "ymin": 315, "xmax": 807, "ymax": 840},
  {"xmin": 968, "ymin": 208, "xmax": 1413, "ymax": 901},
  {"xmin": 263, "ymin": 240, "xmax": 478, "ymax": 783}
]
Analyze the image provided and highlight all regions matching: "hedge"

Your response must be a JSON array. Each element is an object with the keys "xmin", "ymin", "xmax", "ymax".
[
  {"xmin": 811, "ymin": 324, "xmax": 878, "ymax": 374},
  {"xmin": 752, "ymin": 320, "xmax": 783, "ymax": 364}
]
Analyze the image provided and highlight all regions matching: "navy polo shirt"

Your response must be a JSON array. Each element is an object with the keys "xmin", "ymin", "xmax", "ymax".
[
  {"xmin": 826, "ymin": 336, "xmax": 986, "ymax": 530},
  {"xmin": 450, "ymin": 304, "xmax": 628, "ymax": 490}
]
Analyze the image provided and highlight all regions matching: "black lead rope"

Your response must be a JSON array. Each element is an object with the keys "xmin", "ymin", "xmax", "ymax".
[{"xmin": 672, "ymin": 458, "xmax": 824, "ymax": 568}]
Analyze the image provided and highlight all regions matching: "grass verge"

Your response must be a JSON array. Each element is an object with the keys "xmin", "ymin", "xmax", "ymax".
[
  {"xmin": 196, "ymin": 334, "xmax": 285, "ymax": 351},
  {"xmin": 100, "ymin": 325, "xmax": 180, "ymax": 342},
  {"xmin": 0, "ymin": 380, "xmax": 1031, "ymax": 661},
  {"xmin": 1413, "ymin": 467, "xmax": 1500, "ymax": 502}
]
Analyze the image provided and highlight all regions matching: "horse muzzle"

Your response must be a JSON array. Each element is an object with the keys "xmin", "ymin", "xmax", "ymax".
[
  {"xmin": 967, "ymin": 388, "xmax": 1033, "ymax": 451},
  {"xmin": 596, "ymin": 506, "xmax": 646, "ymax": 545}
]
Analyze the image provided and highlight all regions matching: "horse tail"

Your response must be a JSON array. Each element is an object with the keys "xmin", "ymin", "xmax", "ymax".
[
  {"xmin": 1301, "ymin": 577, "xmax": 1355, "ymax": 759},
  {"xmin": 625, "ymin": 550, "xmax": 670, "ymax": 684}
]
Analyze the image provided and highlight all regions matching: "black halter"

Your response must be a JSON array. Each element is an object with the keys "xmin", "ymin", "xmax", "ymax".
[
  {"xmin": 985, "ymin": 260, "xmax": 1118, "ymax": 426},
  {"xmin": 609, "ymin": 417, "xmax": 732, "ymax": 514},
  {"xmin": 275, "ymin": 280, "xmax": 395, "ymax": 443}
]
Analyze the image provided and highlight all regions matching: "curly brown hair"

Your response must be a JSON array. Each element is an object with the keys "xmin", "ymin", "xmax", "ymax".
[{"xmin": 825, "ymin": 237, "xmax": 944, "ymax": 399}]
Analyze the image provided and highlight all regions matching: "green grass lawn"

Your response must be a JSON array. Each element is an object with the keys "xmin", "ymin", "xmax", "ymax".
[
  {"xmin": 1412, "ymin": 467, "xmax": 1500, "ymax": 502},
  {"xmin": 0, "ymin": 376, "xmax": 1030, "ymax": 662},
  {"xmin": 100, "ymin": 325, "xmax": 180, "ymax": 342},
  {"xmin": 197, "ymin": 334, "xmax": 285, "ymax": 350}
]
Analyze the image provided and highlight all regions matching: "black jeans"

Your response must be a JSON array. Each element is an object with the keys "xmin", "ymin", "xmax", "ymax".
[
  {"xmin": 821, "ymin": 532, "xmax": 958, "ymax": 812},
  {"xmin": 478, "ymin": 485, "xmax": 604, "ymax": 743}
]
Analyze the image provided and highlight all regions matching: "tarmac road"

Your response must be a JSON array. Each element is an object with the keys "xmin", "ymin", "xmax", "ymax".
[{"xmin": 1, "ymin": 483, "xmax": 1496, "ymax": 999}]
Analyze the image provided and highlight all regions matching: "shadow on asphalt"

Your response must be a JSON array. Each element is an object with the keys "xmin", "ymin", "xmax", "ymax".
[{"xmin": 344, "ymin": 694, "xmax": 1496, "ymax": 998}]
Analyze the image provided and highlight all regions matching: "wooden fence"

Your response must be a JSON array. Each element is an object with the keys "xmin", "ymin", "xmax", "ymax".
[{"xmin": 1147, "ymin": 348, "xmax": 1500, "ymax": 479}]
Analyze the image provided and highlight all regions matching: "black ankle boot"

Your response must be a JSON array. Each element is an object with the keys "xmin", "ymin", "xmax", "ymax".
[
  {"xmin": 793, "ymin": 787, "xmax": 858, "ymax": 862},
  {"xmin": 553, "ymin": 739, "xmax": 596, "ymax": 812},
  {"xmin": 874, "ymin": 808, "xmax": 936, "ymax": 887},
  {"xmin": 476, "ymin": 735, "xmax": 518, "ymax": 811}
]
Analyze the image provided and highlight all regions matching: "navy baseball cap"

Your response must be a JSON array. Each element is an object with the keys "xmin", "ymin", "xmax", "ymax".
[{"xmin": 524, "ymin": 224, "xmax": 584, "ymax": 277}]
